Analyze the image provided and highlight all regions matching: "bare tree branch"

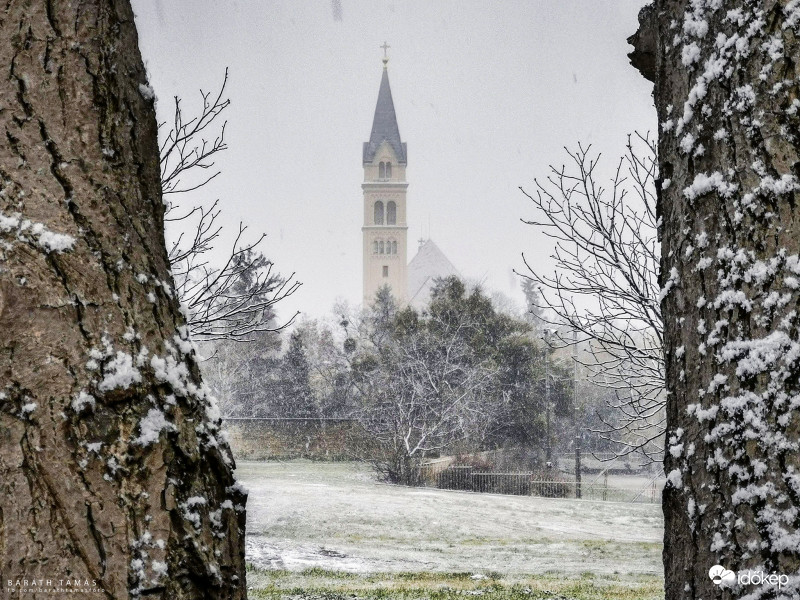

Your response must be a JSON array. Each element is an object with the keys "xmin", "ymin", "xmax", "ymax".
[
  {"xmin": 160, "ymin": 72, "xmax": 301, "ymax": 342},
  {"xmin": 518, "ymin": 133, "xmax": 664, "ymax": 462}
]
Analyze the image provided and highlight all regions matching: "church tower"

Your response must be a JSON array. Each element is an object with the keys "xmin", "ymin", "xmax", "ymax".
[{"xmin": 362, "ymin": 47, "xmax": 408, "ymax": 306}]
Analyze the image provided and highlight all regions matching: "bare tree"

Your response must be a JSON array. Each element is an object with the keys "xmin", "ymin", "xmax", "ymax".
[
  {"xmin": 353, "ymin": 309, "xmax": 499, "ymax": 485},
  {"xmin": 519, "ymin": 133, "xmax": 665, "ymax": 461},
  {"xmin": 160, "ymin": 71, "xmax": 300, "ymax": 342}
]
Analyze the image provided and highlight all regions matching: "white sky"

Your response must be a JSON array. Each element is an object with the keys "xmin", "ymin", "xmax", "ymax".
[{"xmin": 131, "ymin": 0, "xmax": 656, "ymax": 322}]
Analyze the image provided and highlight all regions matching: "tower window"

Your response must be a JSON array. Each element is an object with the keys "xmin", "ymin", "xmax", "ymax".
[
  {"xmin": 374, "ymin": 200, "xmax": 384, "ymax": 225},
  {"xmin": 379, "ymin": 240, "xmax": 385, "ymax": 254},
  {"xmin": 379, "ymin": 162, "xmax": 386, "ymax": 179},
  {"xmin": 382, "ymin": 265, "xmax": 389, "ymax": 278},
  {"xmin": 387, "ymin": 201, "xmax": 397, "ymax": 225},
  {"xmin": 385, "ymin": 162, "xmax": 392, "ymax": 178},
  {"xmin": 391, "ymin": 240, "xmax": 397, "ymax": 254},
  {"xmin": 373, "ymin": 240, "xmax": 379, "ymax": 254}
]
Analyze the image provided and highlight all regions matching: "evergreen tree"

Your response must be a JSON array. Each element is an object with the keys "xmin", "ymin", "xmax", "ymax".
[
  {"xmin": 278, "ymin": 332, "xmax": 317, "ymax": 418},
  {"xmin": 520, "ymin": 277, "xmax": 545, "ymax": 330},
  {"xmin": 367, "ymin": 284, "xmax": 399, "ymax": 347},
  {"xmin": 353, "ymin": 276, "xmax": 552, "ymax": 484}
]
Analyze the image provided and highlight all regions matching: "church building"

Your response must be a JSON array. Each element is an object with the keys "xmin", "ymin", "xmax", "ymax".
[{"xmin": 361, "ymin": 48, "xmax": 459, "ymax": 308}]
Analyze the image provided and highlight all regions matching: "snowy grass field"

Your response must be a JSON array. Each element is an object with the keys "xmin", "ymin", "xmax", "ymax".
[{"xmin": 236, "ymin": 461, "xmax": 665, "ymax": 600}]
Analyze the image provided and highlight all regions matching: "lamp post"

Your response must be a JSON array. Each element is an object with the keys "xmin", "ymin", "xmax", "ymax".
[
  {"xmin": 573, "ymin": 329, "xmax": 581, "ymax": 498},
  {"xmin": 541, "ymin": 328, "xmax": 555, "ymax": 466},
  {"xmin": 545, "ymin": 347, "xmax": 551, "ymax": 464}
]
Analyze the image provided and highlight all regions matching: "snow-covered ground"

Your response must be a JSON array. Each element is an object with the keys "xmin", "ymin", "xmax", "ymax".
[{"xmin": 236, "ymin": 460, "xmax": 664, "ymax": 578}]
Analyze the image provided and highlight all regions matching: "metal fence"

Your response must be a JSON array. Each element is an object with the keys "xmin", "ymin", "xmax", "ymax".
[{"xmin": 420, "ymin": 462, "xmax": 664, "ymax": 503}]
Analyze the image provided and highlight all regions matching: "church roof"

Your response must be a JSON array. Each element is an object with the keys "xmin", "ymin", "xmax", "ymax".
[
  {"xmin": 407, "ymin": 239, "xmax": 460, "ymax": 308},
  {"xmin": 363, "ymin": 67, "xmax": 407, "ymax": 165}
]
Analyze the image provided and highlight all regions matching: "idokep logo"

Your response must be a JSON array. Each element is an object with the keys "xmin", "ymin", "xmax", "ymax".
[
  {"xmin": 709, "ymin": 565, "xmax": 736, "ymax": 586},
  {"xmin": 708, "ymin": 565, "xmax": 789, "ymax": 589}
]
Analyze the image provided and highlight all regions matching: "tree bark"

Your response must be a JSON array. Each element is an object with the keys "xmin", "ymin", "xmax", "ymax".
[
  {"xmin": 631, "ymin": 1, "xmax": 800, "ymax": 598},
  {"xmin": 0, "ymin": 1, "xmax": 246, "ymax": 598}
]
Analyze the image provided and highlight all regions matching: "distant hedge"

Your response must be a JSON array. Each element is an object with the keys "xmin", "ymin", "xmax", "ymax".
[{"xmin": 222, "ymin": 418, "xmax": 377, "ymax": 461}]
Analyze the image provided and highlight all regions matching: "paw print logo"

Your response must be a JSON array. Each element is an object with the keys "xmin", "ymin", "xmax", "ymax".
[{"xmin": 709, "ymin": 565, "xmax": 736, "ymax": 586}]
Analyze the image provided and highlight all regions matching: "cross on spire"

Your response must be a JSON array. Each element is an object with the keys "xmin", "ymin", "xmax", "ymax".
[{"xmin": 381, "ymin": 41, "xmax": 390, "ymax": 66}]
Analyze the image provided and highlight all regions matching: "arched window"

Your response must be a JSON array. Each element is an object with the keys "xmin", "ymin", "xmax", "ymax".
[
  {"xmin": 387, "ymin": 201, "xmax": 397, "ymax": 225},
  {"xmin": 379, "ymin": 162, "xmax": 386, "ymax": 179},
  {"xmin": 373, "ymin": 241, "xmax": 379, "ymax": 254},
  {"xmin": 385, "ymin": 162, "xmax": 392, "ymax": 178},
  {"xmin": 374, "ymin": 200, "xmax": 384, "ymax": 225},
  {"xmin": 391, "ymin": 240, "xmax": 398, "ymax": 254},
  {"xmin": 379, "ymin": 241, "xmax": 385, "ymax": 254}
]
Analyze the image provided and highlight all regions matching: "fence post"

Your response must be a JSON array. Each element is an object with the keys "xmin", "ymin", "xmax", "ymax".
[
  {"xmin": 575, "ymin": 441, "xmax": 582, "ymax": 499},
  {"xmin": 603, "ymin": 471, "xmax": 608, "ymax": 502}
]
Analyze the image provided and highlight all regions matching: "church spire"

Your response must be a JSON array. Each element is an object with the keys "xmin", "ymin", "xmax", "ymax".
[{"xmin": 363, "ymin": 46, "xmax": 407, "ymax": 165}]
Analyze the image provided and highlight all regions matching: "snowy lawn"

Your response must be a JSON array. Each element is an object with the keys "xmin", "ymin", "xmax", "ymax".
[{"xmin": 236, "ymin": 460, "xmax": 664, "ymax": 598}]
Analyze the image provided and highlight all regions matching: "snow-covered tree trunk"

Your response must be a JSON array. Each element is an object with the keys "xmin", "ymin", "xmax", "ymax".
[
  {"xmin": 0, "ymin": 2, "xmax": 246, "ymax": 598},
  {"xmin": 631, "ymin": 2, "xmax": 800, "ymax": 598}
]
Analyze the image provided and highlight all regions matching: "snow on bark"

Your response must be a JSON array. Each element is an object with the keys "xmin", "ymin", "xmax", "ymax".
[
  {"xmin": 0, "ymin": 212, "xmax": 76, "ymax": 253},
  {"xmin": 134, "ymin": 408, "xmax": 176, "ymax": 446}
]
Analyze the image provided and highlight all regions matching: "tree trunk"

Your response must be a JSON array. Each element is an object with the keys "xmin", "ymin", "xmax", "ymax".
[
  {"xmin": 0, "ymin": 2, "xmax": 246, "ymax": 598},
  {"xmin": 631, "ymin": 2, "xmax": 800, "ymax": 598}
]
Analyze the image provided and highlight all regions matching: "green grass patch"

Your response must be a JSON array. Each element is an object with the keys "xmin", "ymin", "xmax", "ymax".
[
  {"xmin": 299, "ymin": 568, "xmax": 361, "ymax": 579},
  {"xmin": 245, "ymin": 566, "xmax": 664, "ymax": 600}
]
